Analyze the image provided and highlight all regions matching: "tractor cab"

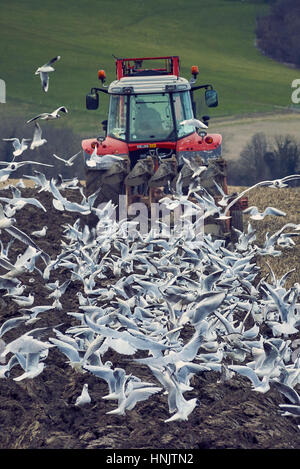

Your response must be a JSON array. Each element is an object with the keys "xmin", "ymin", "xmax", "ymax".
[
  {"xmin": 82, "ymin": 57, "xmax": 247, "ymax": 240},
  {"xmin": 107, "ymin": 83, "xmax": 198, "ymax": 143},
  {"xmin": 85, "ymin": 56, "xmax": 219, "ymax": 149}
]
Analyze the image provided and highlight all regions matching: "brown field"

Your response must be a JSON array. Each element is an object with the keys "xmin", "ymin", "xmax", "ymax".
[
  {"xmin": 228, "ymin": 184, "xmax": 300, "ymax": 288},
  {"xmin": 0, "ymin": 181, "xmax": 298, "ymax": 450}
]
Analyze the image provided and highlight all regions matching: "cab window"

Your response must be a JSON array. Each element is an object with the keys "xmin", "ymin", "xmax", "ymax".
[
  {"xmin": 173, "ymin": 91, "xmax": 194, "ymax": 137},
  {"xmin": 129, "ymin": 93, "xmax": 174, "ymax": 141},
  {"xmin": 107, "ymin": 95, "xmax": 127, "ymax": 140}
]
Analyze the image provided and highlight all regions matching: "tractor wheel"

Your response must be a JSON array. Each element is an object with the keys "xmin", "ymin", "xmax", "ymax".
[{"xmin": 84, "ymin": 169, "xmax": 124, "ymax": 228}]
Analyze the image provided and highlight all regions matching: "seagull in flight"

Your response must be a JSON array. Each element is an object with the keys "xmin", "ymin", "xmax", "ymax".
[
  {"xmin": 181, "ymin": 156, "xmax": 207, "ymax": 179},
  {"xmin": 0, "ymin": 203, "xmax": 15, "ymax": 230},
  {"xmin": 106, "ymin": 384, "xmax": 162, "ymax": 415},
  {"xmin": 30, "ymin": 123, "xmax": 47, "ymax": 150},
  {"xmin": 86, "ymin": 149, "xmax": 125, "ymax": 169},
  {"xmin": 0, "ymin": 160, "xmax": 53, "ymax": 183},
  {"xmin": 243, "ymin": 205, "xmax": 286, "ymax": 221},
  {"xmin": 224, "ymin": 174, "xmax": 300, "ymax": 216},
  {"xmin": 52, "ymin": 150, "xmax": 81, "ymax": 167},
  {"xmin": 2, "ymin": 138, "xmax": 31, "ymax": 157},
  {"xmin": 26, "ymin": 106, "xmax": 68, "ymax": 124},
  {"xmin": 35, "ymin": 55, "xmax": 61, "ymax": 92}
]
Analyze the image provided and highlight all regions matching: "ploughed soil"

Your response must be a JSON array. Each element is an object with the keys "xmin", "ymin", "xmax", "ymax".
[{"xmin": 0, "ymin": 185, "xmax": 299, "ymax": 450}]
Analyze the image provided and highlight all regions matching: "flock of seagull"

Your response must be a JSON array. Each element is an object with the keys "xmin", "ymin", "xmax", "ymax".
[
  {"xmin": 0, "ymin": 168, "xmax": 298, "ymax": 424},
  {"xmin": 0, "ymin": 56, "xmax": 299, "ymax": 427}
]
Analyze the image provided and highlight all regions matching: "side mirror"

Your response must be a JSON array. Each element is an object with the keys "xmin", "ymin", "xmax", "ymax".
[
  {"xmin": 202, "ymin": 115, "xmax": 210, "ymax": 126},
  {"xmin": 86, "ymin": 91, "xmax": 99, "ymax": 110},
  {"xmin": 205, "ymin": 89, "xmax": 218, "ymax": 108}
]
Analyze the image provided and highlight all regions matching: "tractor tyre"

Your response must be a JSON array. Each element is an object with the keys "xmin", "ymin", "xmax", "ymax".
[{"xmin": 84, "ymin": 169, "xmax": 124, "ymax": 228}]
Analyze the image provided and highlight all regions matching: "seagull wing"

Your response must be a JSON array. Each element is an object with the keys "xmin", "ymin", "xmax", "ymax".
[
  {"xmin": 213, "ymin": 179, "xmax": 226, "ymax": 197},
  {"xmin": 52, "ymin": 154, "xmax": 67, "ymax": 163},
  {"xmin": 55, "ymin": 106, "xmax": 68, "ymax": 115},
  {"xmin": 49, "ymin": 337, "xmax": 81, "ymax": 363},
  {"xmin": 272, "ymin": 381, "xmax": 300, "ymax": 405},
  {"xmin": 32, "ymin": 122, "xmax": 43, "ymax": 142},
  {"xmin": 68, "ymin": 150, "xmax": 81, "ymax": 163},
  {"xmin": 264, "ymin": 207, "xmax": 286, "ymax": 217},
  {"xmin": 2, "ymin": 139, "xmax": 21, "ymax": 152},
  {"xmin": 26, "ymin": 114, "xmax": 45, "ymax": 124},
  {"xmin": 83, "ymin": 365, "xmax": 116, "ymax": 392},
  {"xmin": 18, "ymin": 161, "xmax": 53, "ymax": 168},
  {"xmin": 0, "ymin": 316, "xmax": 28, "ymax": 338},
  {"xmin": 0, "ymin": 256, "xmax": 16, "ymax": 271},
  {"xmin": 46, "ymin": 56, "xmax": 61, "ymax": 66},
  {"xmin": 243, "ymin": 206, "xmax": 258, "ymax": 215},
  {"xmin": 124, "ymin": 386, "xmax": 162, "ymax": 411},
  {"xmin": 40, "ymin": 72, "xmax": 49, "ymax": 92}
]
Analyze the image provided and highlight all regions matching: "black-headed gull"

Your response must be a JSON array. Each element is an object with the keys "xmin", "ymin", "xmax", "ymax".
[
  {"xmin": 181, "ymin": 156, "xmax": 207, "ymax": 179},
  {"xmin": 52, "ymin": 150, "xmax": 81, "ymax": 167},
  {"xmin": 106, "ymin": 385, "xmax": 162, "ymax": 415},
  {"xmin": 86, "ymin": 150, "xmax": 125, "ymax": 169},
  {"xmin": 35, "ymin": 55, "xmax": 61, "ymax": 92},
  {"xmin": 75, "ymin": 383, "xmax": 91, "ymax": 407},
  {"xmin": 30, "ymin": 123, "xmax": 47, "ymax": 150},
  {"xmin": 31, "ymin": 226, "xmax": 48, "ymax": 237},
  {"xmin": 0, "ymin": 160, "xmax": 53, "ymax": 171},
  {"xmin": 0, "ymin": 203, "xmax": 15, "ymax": 230},
  {"xmin": 11, "ymin": 293, "xmax": 34, "ymax": 308},
  {"xmin": 2, "ymin": 138, "xmax": 31, "ymax": 157},
  {"xmin": 26, "ymin": 106, "xmax": 68, "ymax": 123},
  {"xmin": 243, "ymin": 205, "xmax": 286, "ymax": 220},
  {"xmin": 224, "ymin": 174, "xmax": 300, "ymax": 216},
  {"xmin": 228, "ymin": 364, "xmax": 271, "ymax": 393},
  {"xmin": 179, "ymin": 118, "xmax": 208, "ymax": 129},
  {"xmin": 0, "ymin": 160, "xmax": 53, "ymax": 183}
]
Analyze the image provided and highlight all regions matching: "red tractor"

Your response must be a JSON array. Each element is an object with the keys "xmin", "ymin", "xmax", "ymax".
[{"xmin": 82, "ymin": 56, "xmax": 246, "ymax": 238}]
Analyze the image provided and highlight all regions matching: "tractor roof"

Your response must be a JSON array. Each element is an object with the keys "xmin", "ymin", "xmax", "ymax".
[{"xmin": 108, "ymin": 74, "xmax": 191, "ymax": 95}]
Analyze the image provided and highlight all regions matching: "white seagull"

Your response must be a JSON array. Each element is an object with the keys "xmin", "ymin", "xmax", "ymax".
[
  {"xmin": 75, "ymin": 383, "xmax": 91, "ymax": 407},
  {"xmin": 2, "ymin": 138, "xmax": 31, "ymax": 157},
  {"xmin": 31, "ymin": 226, "xmax": 48, "ymax": 238},
  {"xmin": 52, "ymin": 150, "xmax": 81, "ymax": 167},
  {"xmin": 30, "ymin": 122, "xmax": 47, "ymax": 150},
  {"xmin": 0, "ymin": 160, "xmax": 53, "ymax": 183},
  {"xmin": 179, "ymin": 118, "xmax": 208, "ymax": 129},
  {"xmin": 86, "ymin": 150, "xmax": 124, "ymax": 169},
  {"xmin": 243, "ymin": 205, "xmax": 286, "ymax": 221},
  {"xmin": 0, "ymin": 160, "xmax": 54, "ymax": 171},
  {"xmin": 181, "ymin": 156, "xmax": 207, "ymax": 179},
  {"xmin": 26, "ymin": 106, "xmax": 68, "ymax": 124},
  {"xmin": 106, "ymin": 385, "xmax": 162, "ymax": 416},
  {"xmin": 228, "ymin": 364, "xmax": 271, "ymax": 393},
  {"xmin": 35, "ymin": 55, "xmax": 61, "ymax": 92},
  {"xmin": 0, "ymin": 203, "xmax": 15, "ymax": 230},
  {"xmin": 11, "ymin": 293, "xmax": 34, "ymax": 308}
]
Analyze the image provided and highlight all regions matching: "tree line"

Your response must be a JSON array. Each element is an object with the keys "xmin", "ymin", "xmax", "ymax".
[
  {"xmin": 256, "ymin": 0, "xmax": 300, "ymax": 68},
  {"xmin": 227, "ymin": 132, "xmax": 300, "ymax": 186}
]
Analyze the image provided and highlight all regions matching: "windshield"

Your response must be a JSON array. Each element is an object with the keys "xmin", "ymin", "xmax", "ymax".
[
  {"xmin": 107, "ymin": 91, "xmax": 195, "ymax": 142},
  {"xmin": 129, "ymin": 93, "xmax": 174, "ymax": 141}
]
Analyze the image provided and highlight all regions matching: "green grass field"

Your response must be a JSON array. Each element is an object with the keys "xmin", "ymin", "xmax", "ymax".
[{"xmin": 0, "ymin": 0, "xmax": 298, "ymax": 137}]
